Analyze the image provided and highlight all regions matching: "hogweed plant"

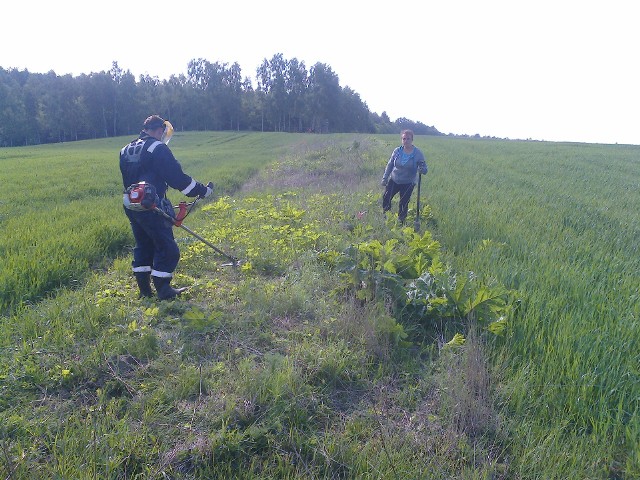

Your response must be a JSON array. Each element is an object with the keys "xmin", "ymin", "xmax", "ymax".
[
  {"xmin": 334, "ymin": 225, "xmax": 516, "ymax": 343},
  {"xmin": 188, "ymin": 193, "xmax": 345, "ymax": 275},
  {"xmin": 189, "ymin": 188, "xmax": 516, "ymax": 347}
]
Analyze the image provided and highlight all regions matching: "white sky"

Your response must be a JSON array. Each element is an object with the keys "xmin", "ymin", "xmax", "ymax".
[{"xmin": 3, "ymin": 0, "xmax": 638, "ymax": 144}]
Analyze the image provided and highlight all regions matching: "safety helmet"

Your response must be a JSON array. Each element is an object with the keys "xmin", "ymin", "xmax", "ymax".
[{"xmin": 143, "ymin": 115, "xmax": 174, "ymax": 144}]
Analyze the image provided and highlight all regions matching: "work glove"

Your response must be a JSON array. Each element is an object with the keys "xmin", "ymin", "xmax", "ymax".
[{"xmin": 204, "ymin": 182, "xmax": 214, "ymax": 198}]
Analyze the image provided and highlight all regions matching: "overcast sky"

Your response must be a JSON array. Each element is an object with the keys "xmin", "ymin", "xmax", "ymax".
[{"xmin": 3, "ymin": 0, "xmax": 638, "ymax": 144}]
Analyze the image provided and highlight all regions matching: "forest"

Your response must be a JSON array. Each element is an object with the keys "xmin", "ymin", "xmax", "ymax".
[{"xmin": 0, "ymin": 53, "xmax": 441, "ymax": 147}]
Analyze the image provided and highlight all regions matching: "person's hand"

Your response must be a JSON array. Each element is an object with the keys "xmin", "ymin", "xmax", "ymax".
[
  {"xmin": 204, "ymin": 182, "xmax": 214, "ymax": 198},
  {"xmin": 381, "ymin": 179, "xmax": 388, "ymax": 187}
]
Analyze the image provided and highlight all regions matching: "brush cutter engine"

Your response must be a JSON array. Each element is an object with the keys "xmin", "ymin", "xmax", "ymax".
[{"xmin": 124, "ymin": 182, "xmax": 158, "ymax": 211}]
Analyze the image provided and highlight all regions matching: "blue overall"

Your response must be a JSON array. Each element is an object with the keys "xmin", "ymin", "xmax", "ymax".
[
  {"xmin": 120, "ymin": 133, "xmax": 208, "ymax": 278},
  {"xmin": 124, "ymin": 206, "xmax": 179, "ymax": 278}
]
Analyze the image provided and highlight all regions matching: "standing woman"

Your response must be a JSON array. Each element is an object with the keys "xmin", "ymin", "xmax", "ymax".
[{"xmin": 381, "ymin": 129, "xmax": 428, "ymax": 224}]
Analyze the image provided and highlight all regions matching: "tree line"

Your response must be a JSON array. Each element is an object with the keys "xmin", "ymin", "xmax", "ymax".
[{"xmin": 0, "ymin": 53, "xmax": 442, "ymax": 147}]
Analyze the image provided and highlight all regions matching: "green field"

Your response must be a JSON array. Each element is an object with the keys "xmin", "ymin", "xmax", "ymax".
[
  {"xmin": 0, "ymin": 133, "xmax": 638, "ymax": 478},
  {"xmin": 0, "ymin": 132, "xmax": 299, "ymax": 312},
  {"xmin": 424, "ymin": 139, "xmax": 639, "ymax": 477}
]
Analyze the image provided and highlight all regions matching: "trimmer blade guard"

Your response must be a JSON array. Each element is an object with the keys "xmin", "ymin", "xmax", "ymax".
[{"xmin": 220, "ymin": 258, "xmax": 242, "ymax": 268}]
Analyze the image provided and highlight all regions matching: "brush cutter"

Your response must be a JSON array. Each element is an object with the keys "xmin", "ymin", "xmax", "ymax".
[
  {"xmin": 414, "ymin": 173, "xmax": 422, "ymax": 233},
  {"xmin": 125, "ymin": 182, "xmax": 241, "ymax": 268},
  {"xmin": 154, "ymin": 205, "xmax": 241, "ymax": 268}
]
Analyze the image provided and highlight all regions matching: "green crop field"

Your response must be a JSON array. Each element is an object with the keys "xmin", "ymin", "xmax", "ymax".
[
  {"xmin": 0, "ymin": 133, "xmax": 638, "ymax": 479},
  {"xmin": 0, "ymin": 132, "xmax": 299, "ymax": 313},
  {"xmin": 424, "ymin": 139, "xmax": 639, "ymax": 477}
]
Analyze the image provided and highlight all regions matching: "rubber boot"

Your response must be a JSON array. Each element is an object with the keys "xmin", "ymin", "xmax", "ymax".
[
  {"xmin": 134, "ymin": 272, "xmax": 154, "ymax": 298},
  {"xmin": 152, "ymin": 276, "xmax": 188, "ymax": 300}
]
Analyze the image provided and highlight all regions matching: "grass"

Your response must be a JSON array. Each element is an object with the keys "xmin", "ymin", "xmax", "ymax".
[
  {"xmin": 0, "ymin": 132, "xmax": 300, "ymax": 312},
  {"xmin": 0, "ymin": 133, "xmax": 638, "ymax": 478},
  {"xmin": 422, "ymin": 137, "xmax": 640, "ymax": 478}
]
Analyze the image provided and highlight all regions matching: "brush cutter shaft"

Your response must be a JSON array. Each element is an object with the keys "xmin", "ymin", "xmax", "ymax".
[
  {"xmin": 177, "ymin": 223, "xmax": 238, "ymax": 263},
  {"xmin": 153, "ymin": 207, "xmax": 239, "ymax": 265}
]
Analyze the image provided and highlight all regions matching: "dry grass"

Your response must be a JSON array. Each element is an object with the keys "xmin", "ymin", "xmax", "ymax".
[
  {"xmin": 435, "ymin": 324, "xmax": 509, "ymax": 475},
  {"xmin": 241, "ymin": 137, "xmax": 378, "ymax": 195},
  {"xmin": 449, "ymin": 326, "xmax": 496, "ymax": 437}
]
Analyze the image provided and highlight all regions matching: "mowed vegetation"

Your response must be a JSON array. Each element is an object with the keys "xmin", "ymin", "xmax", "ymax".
[{"xmin": 0, "ymin": 133, "xmax": 638, "ymax": 479}]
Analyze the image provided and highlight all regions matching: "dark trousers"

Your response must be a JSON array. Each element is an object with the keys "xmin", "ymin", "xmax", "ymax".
[
  {"xmin": 124, "ymin": 207, "xmax": 180, "ymax": 277},
  {"xmin": 382, "ymin": 179, "xmax": 415, "ymax": 222}
]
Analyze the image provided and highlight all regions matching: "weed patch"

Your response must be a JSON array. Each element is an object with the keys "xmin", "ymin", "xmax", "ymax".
[{"xmin": 2, "ymin": 134, "xmax": 637, "ymax": 478}]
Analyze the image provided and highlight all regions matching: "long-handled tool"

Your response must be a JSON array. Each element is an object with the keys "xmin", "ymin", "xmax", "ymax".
[
  {"xmin": 125, "ymin": 181, "xmax": 241, "ymax": 267},
  {"xmin": 413, "ymin": 173, "xmax": 422, "ymax": 233},
  {"xmin": 154, "ymin": 203, "xmax": 241, "ymax": 268}
]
